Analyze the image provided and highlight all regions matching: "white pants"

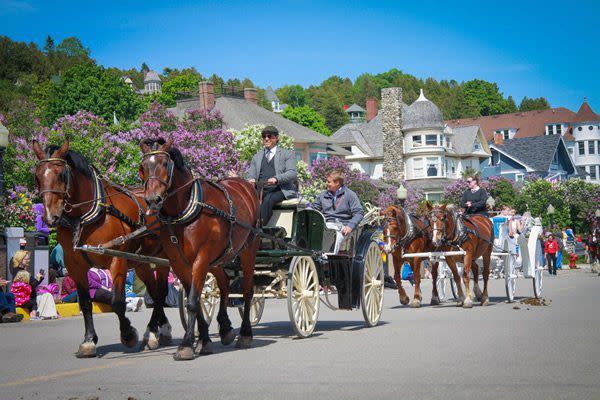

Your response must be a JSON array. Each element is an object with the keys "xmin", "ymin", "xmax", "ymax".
[
  {"xmin": 36, "ymin": 293, "xmax": 58, "ymax": 319},
  {"xmin": 326, "ymin": 221, "xmax": 349, "ymax": 255}
]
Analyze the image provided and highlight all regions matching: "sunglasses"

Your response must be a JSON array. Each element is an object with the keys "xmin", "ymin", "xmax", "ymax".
[{"xmin": 262, "ymin": 134, "xmax": 277, "ymax": 139}]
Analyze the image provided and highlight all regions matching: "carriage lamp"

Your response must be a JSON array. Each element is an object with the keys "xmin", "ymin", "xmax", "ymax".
[
  {"xmin": 396, "ymin": 184, "xmax": 408, "ymax": 207},
  {"xmin": 0, "ymin": 122, "xmax": 8, "ymax": 197},
  {"xmin": 547, "ymin": 204, "xmax": 555, "ymax": 229}
]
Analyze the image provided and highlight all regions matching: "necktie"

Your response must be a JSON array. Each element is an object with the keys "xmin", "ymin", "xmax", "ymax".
[{"xmin": 265, "ymin": 149, "xmax": 272, "ymax": 161}]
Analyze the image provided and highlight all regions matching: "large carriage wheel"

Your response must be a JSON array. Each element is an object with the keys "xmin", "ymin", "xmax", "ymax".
[
  {"xmin": 237, "ymin": 295, "xmax": 265, "ymax": 326},
  {"xmin": 436, "ymin": 262, "xmax": 459, "ymax": 302},
  {"xmin": 503, "ymin": 240, "xmax": 517, "ymax": 303},
  {"xmin": 287, "ymin": 256, "xmax": 320, "ymax": 338},
  {"xmin": 361, "ymin": 241, "xmax": 384, "ymax": 327},
  {"xmin": 179, "ymin": 272, "xmax": 219, "ymax": 332}
]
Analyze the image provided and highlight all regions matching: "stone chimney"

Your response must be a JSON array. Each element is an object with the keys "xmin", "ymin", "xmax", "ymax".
[
  {"xmin": 493, "ymin": 132, "xmax": 504, "ymax": 146},
  {"xmin": 199, "ymin": 81, "xmax": 215, "ymax": 110},
  {"xmin": 366, "ymin": 98, "xmax": 378, "ymax": 122},
  {"xmin": 381, "ymin": 88, "xmax": 405, "ymax": 183},
  {"xmin": 244, "ymin": 88, "xmax": 258, "ymax": 104}
]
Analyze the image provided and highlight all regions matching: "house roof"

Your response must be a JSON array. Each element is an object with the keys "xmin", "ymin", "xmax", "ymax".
[
  {"xmin": 447, "ymin": 107, "xmax": 577, "ymax": 141},
  {"xmin": 573, "ymin": 99, "xmax": 600, "ymax": 123},
  {"xmin": 265, "ymin": 86, "xmax": 279, "ymax": 102},
  {"xmin": 332, "ymin": 113, "xmax": 383, "ymax": 157},
  {"xmin": 450, "ymin": 125, "xmax": 480, "ymax": 155},
  {"xmin": 168, "ymin": 97, "xmax": 338, "ymax": 144},
  {"xmin": 402, "ymin": 89, "xmax": 445, "ymax": 131},
  {"xmin": 144, "ymin": 70, "xmax": 161, "ymax": 83},
  {"xmin": 346, "ymin": 104, "xmax": 365, "ymax": 113},
  {"xmin": 491, "ymin": 134, "xmax": 575, "ymax": 173}
]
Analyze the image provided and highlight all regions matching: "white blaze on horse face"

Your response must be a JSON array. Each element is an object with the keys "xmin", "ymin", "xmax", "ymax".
[
  {"xmin": 432, "ymin": 214, "xmax": 442, "ymax": 246},
  {"xmin": 43, "ymin": 168, "xmax": 51, "ymax": 178},
  {"xmin": 384, "ymin": 225, "xmax": 393, "ymax": 253}
]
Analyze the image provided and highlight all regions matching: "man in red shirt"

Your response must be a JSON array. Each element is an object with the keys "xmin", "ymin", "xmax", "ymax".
[{"xmin": 545, "ymin": 234, "xmax": 560, "ymax": 276}]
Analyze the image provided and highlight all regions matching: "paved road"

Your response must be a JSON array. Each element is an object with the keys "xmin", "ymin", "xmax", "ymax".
[{"xmin": 1, "ymin": 268, "xmax": 599, "ymax": 400}]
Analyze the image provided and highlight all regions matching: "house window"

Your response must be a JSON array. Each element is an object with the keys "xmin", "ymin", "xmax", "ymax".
[
  {"xmin": 426, "ymin": 193, "xmax": 443, "ymax": 202},
  {"xmin": 590, "ymin": 126, "xmax": 594, "ymax": 131},
  {"xmin": 473, "ymin": 141, "xmax": 481, "ymax": 151},
  {"xmin": 413, "ymin": 158, "xmax": 424, "ymax": 178},
  {"xmin": 557, "ymin": 124, "xmax": 562, "ymax": 135},
  {"xmin": 425, "ymin": 135, "xmax": 438, "ymax": 146},
  {"xmin": 446, "ymin": 159, "xmax": 456, "ymax": 176},
  {"xmin": 495, "ymin": 129, "xmax": 510, "ymax": 140},
  {"xmin": 578, "ymin": 126, "xmax": 583, "ymax": 131},
  {"xmin": 578, "ymin": 141, "xmax": 585, "ymax": 155},
  {"xmin": 589, "ymin": 140, "xmax": 596, "ymax": 155},
  {"xmin": 426, "ymin": 157, "xmax": 441, "ymax": 177},
  {"xmin": 515, "ymin": 173, "xmax": 524, "ymax": 182},
  {"xmin": 446, "ymin": 137, "xmax": 451, "ymax": 148},
  {"xmin": 591, "ymin": 166, "xmax": 598, "ymax": 180},
  {"xmin": 309, "ymin": 152, "xmax": 327, "ymax": 165},
  {"xmin": 412, "ymin": 135, "xmax": 422, "ymax": 148},
  {"xmin": 295, "ymin": 151, "xmax": 304, "ymax": 162},
  {"xmin": 547, "ymin": 125, "xmax": 554, "ymax": 135}
]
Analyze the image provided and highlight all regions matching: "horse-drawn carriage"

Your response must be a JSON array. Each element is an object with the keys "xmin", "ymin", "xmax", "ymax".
[
  {"xmin": 432, "ymin": 213, "xmax": 545, "ymax": 303},
  {"xmin": 180, "ymin": 199, "xmax": 385, "ymax": 338}
]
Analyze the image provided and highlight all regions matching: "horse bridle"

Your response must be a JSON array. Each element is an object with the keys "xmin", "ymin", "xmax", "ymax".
[
  {"xmin": 140, "ymin": 150, "xmax": 174, "ymax": 191},
  {"xmin": 36, "ymin": 157, "xmax": 73, "ymax": 212},
  {"xmin": 427, "ymin": 208, "xmax": 457, "ymax": 246},
  {"xmin": 383, "ymin": 207, "xmax": 414, "ymax": 252}
]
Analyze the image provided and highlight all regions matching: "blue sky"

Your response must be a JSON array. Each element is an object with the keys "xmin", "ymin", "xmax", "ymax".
[{"xmin": 1, "ymin": 0, "xmax": 598, "ymax": 112}]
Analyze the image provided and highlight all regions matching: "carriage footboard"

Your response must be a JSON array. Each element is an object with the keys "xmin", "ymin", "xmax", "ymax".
[{"xmin": 322, "ymin": 255, "xmax": 358, "ymax": 310}]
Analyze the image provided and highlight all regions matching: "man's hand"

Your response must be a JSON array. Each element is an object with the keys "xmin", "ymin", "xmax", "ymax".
[
  {"xmin": 0, "ymin": 279, "xmax": 8, "ymax": 287},
  {"xmin": 466, "ymin": 201, "xmax": 472, "ymax": 207},
  {"xmin": 341, "ymin": 226, "xmax": 353, "ymax": 236},
  {"xmin": 248, "ymin": 179, "xmax": 256, "ymax": 185},
  {"xmin": 267, "ymin": 177, "xmax": 278, "ymax": 185}
]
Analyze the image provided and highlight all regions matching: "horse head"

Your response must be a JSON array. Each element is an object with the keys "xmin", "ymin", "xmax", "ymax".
[
  {"xmin": 32, "ymin": 140, "xmax": 72, "ymax": 227},
  {"xmin": 139, "ymin": 138, "xmax": 174, "ymax": 211},
  {"xmin": 382, "ymin": 205, "xmax": 410, "ymax": 253},
  {"xmin": 427, "ymin": 203, "xmax": 455, "ymax": 247}
]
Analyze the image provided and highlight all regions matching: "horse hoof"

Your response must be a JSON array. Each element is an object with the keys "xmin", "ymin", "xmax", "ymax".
[
  {"xmin": 158, "ymin": 322, "xmax": 172, "ymax": 346},
  {"xmin": 121, "ymin": 327, "xmax": 139, "ymax": 349},
  {"xmin": 158, "ymin": 334, "xmax": 172, "ymax": 346},
  {"xmin": 174, "ymin": 346, "xmax": 195, "ymax": 361},
  {"xmin": 221, "ymin": 330, "xmax": 236, "ymax": 346},
  {"xmin": 142, "ymin": 329, "xmax": 159, "ymax": 351},
  {"xmin": 399, "ymin": 295, "xmax": 410, "ymax": 306},
  {"xmin": 430, "ymin": 296, "xmax": 440, "ymax": 306},
  {"xmin": 76, "ymin": 342, "xmax": 97, "ymax": 358},
  {"xmin": 410, "ymin": 299, "xmax": 421, "ymax": 308},
  {"xmin": 196, "ymin": 341, "xmax": 213, "ymax": 355},
  {"xmin": 463, "ymin": 298, "xmax": 473, "ymax": 309},
  {"xmin": 481, "ymin": 298, "xmax": 490, "ymax": 306},
  {"xmin": 235, "ymin": 336, "xmax": 252, "ymax": 349}
]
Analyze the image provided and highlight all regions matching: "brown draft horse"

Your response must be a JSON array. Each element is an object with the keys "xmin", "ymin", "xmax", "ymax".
[
  {"xmin": 427, "ymin": 203, "xmax": 494, "ymax": 308},
  {"xmin": 32, "ymin": 140, "xmax": 172, "ymax": 357},
  {"xmin": 139, "ymin": 138, "xmax": 260, "ymax": 361},
  {"xmin": 382, "ymin": 205, "xmax": 465, "ymax": 307}
]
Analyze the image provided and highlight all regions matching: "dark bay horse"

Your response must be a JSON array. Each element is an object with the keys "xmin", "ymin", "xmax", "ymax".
[
  {"xmin": 382, "ymin": 205, "xmax": 465, "ymax": 307},
  {"xmin": 427, "ymin": 203, "xmax": 493, "ymax": 308},
  {"xmin": 139, "ymin": 138, "xmax": 260, "ymax": 361},
  {"xmin": 32, "ymin": 140, "xmax": 171, "ymax": 357}
]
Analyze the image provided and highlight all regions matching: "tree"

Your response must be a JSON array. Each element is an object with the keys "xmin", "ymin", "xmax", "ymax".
[
  {"xmin": 281, "ymin": 106, "xmax": 331, "ymax": 136},
  {"xmin": 43, "ymin": 35, "xmax": 55, "ymax": 53},
  {"xmin": 56, "ymin": 37, "xmax": 90, "ymax": 58},
  {"xmin": 41, "ymin": 63, "xmax": 145, "ymax": 125},
  {"xmin": 461, "ymin": 79, "xmax": 511, "ymax": 117},
  {"xmin": 153, "ymin": 73, "xmax": 201, "ymax": 107},
  {"xmin": 516, "ymin": 178, "xmax": 570, "ymax": 228},
  {"xmin": 519, "ymin": 96, "xmax": 550, "ymax": 112},
  {"xmin": 276, "ymin": 84, "xmax": 308, "ymax": 107}
]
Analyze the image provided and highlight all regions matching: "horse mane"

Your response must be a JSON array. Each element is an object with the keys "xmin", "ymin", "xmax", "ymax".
[
  {"xmin": 141, "ymin": 138, "xmax": 186, "ymax": 170},
  {"xmin": 446, "ymin": 203, "xmax": 457, "ymax": 211},
  {"xmin": 44, "ymin": 145, "xmax": 92, "ymax": 178}
]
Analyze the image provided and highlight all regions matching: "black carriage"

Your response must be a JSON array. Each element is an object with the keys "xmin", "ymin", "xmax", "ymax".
[{"xmin": 179, "ymin": 199, "xmax": 385, "ymax": 338}]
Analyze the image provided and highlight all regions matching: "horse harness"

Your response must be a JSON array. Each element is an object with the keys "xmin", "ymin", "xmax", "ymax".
[
  {"xmin": 37, "ymin": 157, "xmax": 147, "ymax": 266},
  {"xmin": 384, "ymin": 207, "xmax": 429, "ymax": 253},
  {"xmin": 428, "ymin": 209, "xmax": 478, "ymax": 248}
]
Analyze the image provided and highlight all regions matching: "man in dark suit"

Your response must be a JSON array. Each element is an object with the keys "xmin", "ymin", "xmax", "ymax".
[{"xmin": 247, "ymin": 126, "xmax": 298, "ymax": 225}]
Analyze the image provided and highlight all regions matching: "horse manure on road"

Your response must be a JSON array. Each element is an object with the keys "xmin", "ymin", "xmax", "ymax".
[{"xmin": 520, "ymin": 297, "xmax": 551, "ymax": 306}]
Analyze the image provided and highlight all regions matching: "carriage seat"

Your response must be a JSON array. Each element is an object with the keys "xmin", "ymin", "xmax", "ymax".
[
  {"xmin": 265, "ymin": 198, "xmax": 309, "ymax": 239},
  {"xmin": 274, "ymin": 198, "xmax": 309, "ymax": 209}
]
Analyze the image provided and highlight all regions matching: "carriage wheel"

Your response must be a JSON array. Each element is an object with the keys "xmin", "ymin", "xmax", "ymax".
[
  {"xmin": 436, "ymin": 276, "xmax": 447, "ymax": 302},
  {"xmin": 178, "ymin": 272, "xmax": 219, "ymax": 332},
  {"xmin": 361, "ymin": 241, "xmax": 384, "ymax": 327},
  {"xmin": 237, "ymin": 296, "xmax": 265, "ymax": 326},
  {"xmin": 450, "ymin": 276, "xmax": 458, "ymax": 300},
  {"xmin": 503, "ymin": 240, "xmax": 517, "ymax": 303},
  {"xmin": 287, "ymin": 256, "xmax": 320, "ymax": 338}
]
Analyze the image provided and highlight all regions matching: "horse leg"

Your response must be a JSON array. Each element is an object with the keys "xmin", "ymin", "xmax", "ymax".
[
  {"xmin": 209, "ymin": 266, "xmax": 235, "ymax": 346},
  {"xmin": 174, "ymin": 281, "xmax": 200, "ymax": 361},
  {"xmin": 472, "ymin": 260, "xmax": 483, "ymax": 302},
  {"xmin": 430, "ymin": 261, "xmax": 440, "ymax": 305},
  {"xmin": 481, "ymin": 251, "xmax": 491, "ymax": 306},
  {"xmin": 236, "ymin": 241, "xmax": 258, "ymax": 349},
  {"xmin": 109, "ymin": 259, "xmax": 138, "ymax": 349},
  {"xmin": 462, "ymin": 253, "xmax": 473, "ymax": 308},
  {"xmin": 393, "ymin": 252, "xmax": 410, "ymax": 305},
  {"xmin": 135, "ymin": 266, "xmax": 169, "ymax": 350},
  {"xmin": 410, "ymin": 259, "xmax": 422, "ymax": 308},
  {"xmin": 154, "ymin": 267, "xmax": 172, "ymax": 345},
  {"xmin": 74, "ymin": 279, "xmax": 98, "ymax": 358},
  {"xmin": 446, "ymin": 258, "xmax": 465, "ymax": 306}
]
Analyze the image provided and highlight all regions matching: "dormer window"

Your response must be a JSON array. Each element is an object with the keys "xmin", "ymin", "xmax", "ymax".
[
  {"xmin": 495, "ymin": 129, "xmax": 510, "ymax": 140},
  {"xmin": 473, "ymin": 141, "xmax": 481, "ymax": 151},
  {"xmin": 546, "ymin": 124, "xmax": 562, "ymax": 135}
]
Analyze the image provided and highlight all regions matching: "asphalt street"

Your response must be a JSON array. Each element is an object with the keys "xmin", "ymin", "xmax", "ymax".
[{"xmin": 1, "ymin": 268, "xmax": 599, "ymax": 400}]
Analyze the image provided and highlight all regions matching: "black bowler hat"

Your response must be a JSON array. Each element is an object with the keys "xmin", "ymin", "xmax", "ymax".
[{"xmin": 261, "ymin": 126, "xmax": 279, "ymax": 137}]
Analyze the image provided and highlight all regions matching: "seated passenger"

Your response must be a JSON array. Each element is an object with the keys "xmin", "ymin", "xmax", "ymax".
[
  {"xmin": 312, "ymin": 171, "xmax": 364, "ymax": 254},
  {"xmin": 247, "ymin": 126, "xmax": 298, "ymax": 226}
]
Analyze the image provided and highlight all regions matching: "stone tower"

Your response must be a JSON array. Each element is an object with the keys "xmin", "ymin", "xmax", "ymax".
[{"xmin": 381, "ymin": 87, "xmax": 405, "ymax": 183}]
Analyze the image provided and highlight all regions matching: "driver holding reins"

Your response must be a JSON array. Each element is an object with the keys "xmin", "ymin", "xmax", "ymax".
[
  {"xmin": 247, "ymin": 126, "xmax": 298, "ymax": 226},
  {"xmin": 460, "ymin": 175, "xmax": 489, "ymax": 217}
]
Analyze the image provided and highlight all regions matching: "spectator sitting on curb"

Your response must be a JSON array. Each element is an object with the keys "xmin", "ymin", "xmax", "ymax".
[
  {"xmin": 10, "ymin": 250, "xmax": 42, "ymax": 319},
  {"xmin": 87, "ymin": 267, "xmax": 113, "ymax": 305},
  {"xmin": 61, "ymin": 272, "xmax": 78, "ymax": 303},
  {"xmin": 125, "ymin": 270, "xmax": 143, "ymax": 312},
  {"xmin": 0, "ymin": 273, "xmax": 23, "ymax": 323}
]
